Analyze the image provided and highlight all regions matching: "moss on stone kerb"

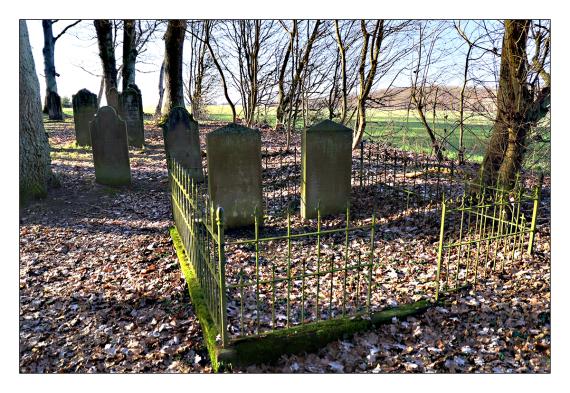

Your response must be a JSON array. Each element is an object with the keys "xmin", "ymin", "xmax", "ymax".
[
  {"xmin": 170, "ymin": 226, "xmax": 436, "ymax": 371},
  {"xmin": 169, "ymin": 227, "xmax": 223, "ymax": 372}
]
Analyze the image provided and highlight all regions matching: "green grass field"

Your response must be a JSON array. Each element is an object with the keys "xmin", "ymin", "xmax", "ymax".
[
  {"xmin": 202, "ymin": 105, "xmax": 550, "ymax": 172},
  {"xmin": 62, "ymin": 104, "xmax": 550, "ymax": 173}
]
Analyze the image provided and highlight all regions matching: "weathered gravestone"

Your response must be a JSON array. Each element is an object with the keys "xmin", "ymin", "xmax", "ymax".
[
  {"xmin": 89, "ymin": 106, "xmax": 131, "ymax": 186},
  {"xmin": 301, "ymin": 119, "xmax": 352, "ymax": 219},
  {"xmin": 120, "ymin": 84, "xmax": 145, "ymax": 148},
  {"xmin": 207, "ymin": 123, "xmax": 263, "ymax": 228},
  {"xmin": 107, "ymin": 87, "xmax": 120, "ymax": 112},
  {"xmin": 45, "ymin": 91, "xmax": 63, "ymax": 120},
  {"xmin": 72, "ymin": 88, "xmax": 98, "ymax": 146},
  {"xmin": 162, "ymin": 106, "xmax": 203, "ymax": 182}
]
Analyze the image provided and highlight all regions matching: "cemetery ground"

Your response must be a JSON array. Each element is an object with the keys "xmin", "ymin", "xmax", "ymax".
[{"xmin": 19, "ymin": 114, "xmax": 551, "ymax": 373}]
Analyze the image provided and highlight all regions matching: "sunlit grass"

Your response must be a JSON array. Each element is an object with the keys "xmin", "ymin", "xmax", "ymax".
[{"xmin": 59, "ymin": 103, "xmax": 550, "ymax": 172}]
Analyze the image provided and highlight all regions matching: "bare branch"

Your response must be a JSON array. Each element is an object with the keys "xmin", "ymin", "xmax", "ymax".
[{"xmin": 54, "ymin": 20, "xmax": 81, "ymax": 42}]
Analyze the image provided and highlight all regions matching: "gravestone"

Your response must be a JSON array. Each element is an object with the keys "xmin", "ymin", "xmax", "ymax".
[
  {"xmin": 301, "ymin": 119, "xmax": 352, "ymax": 219},
  {"xmin": 120, "ymin": 84, "xmax": 145, "ymax": 147},
  {"xmin": 162, "ymin": 106, "xmax": 203, "ymax": 182},
  {"xmin": 89, "ymin": 106, "xmax": 131, "ymax": 186},
  {"xmin": 45, "ymin": 91, "xmax": 63, "ymax": 120},
  {"xmin": 72, "ymin": 88, "xmax": 98, "ymax": 146},
  {"xmin": 107, "ymin": 87, "xmax": 120, "ymax": 112},
  {"xmin": 207, "ymin": 123, "xmax": 263, "ymax": 228}
]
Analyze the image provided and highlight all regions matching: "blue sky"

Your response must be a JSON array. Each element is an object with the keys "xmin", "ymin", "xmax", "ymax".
[{"xmin": 26, "ymin": 19, "xmax": 501, "ymax": 111}]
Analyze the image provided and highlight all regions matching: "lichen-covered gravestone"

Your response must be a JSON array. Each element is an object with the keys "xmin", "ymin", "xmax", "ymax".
[
  {"xmin": 120, "ymin": 84, "xmax": 144, "ymax": 148},
  {"xmin": 207, "ymin": 123, "xmax": 263, "ymax": 228},
  {"xmin": 301, "ymin": 119, "xmax": 352, "ymax": 219},
  {"xmin": 89, "ymin": 106, "xmax": 131, "ymax": 186},
  {"xmin": 162, "ymin": 106, "xmax": 203, "ymax": 182},
  {"xmin": 72, "ymin": 88, "xmax": 98, "ymax": 146}
]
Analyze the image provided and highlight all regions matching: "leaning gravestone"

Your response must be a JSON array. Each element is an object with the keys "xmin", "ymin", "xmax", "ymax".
[
  {"xmin": 89, "ymin": 106, "xmax": 131, "ymax": 186},
  {"xmin": 162, "ymin": 106, "xmax": 203, "ymax": 182},
  {"xmin": 120, "ymin": 84, "xmax": 144, "ymax": 148},
  {"xmin": 301, "ymin": 119, "xmax": 352, "ymax": 219},
  {"xmin": 207, "ymin": 123, "xmax": 263, "ymax": 228},
  {"xmin": 72, "ymin": 88, "xmax": 98, "ymax": 146}
]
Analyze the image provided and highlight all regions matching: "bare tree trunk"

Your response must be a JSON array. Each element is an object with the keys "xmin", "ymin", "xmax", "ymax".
[
  {"xmin": 458, "ymin": 44, "xmax": 473, "ymax": 164},
  {"xmin": 481, "ymin": 21, "xmax": 550, "ymax": 188},
  {"xmin": 327, "ymin": 47, "xmax": 340, "ymax": 120},
  {"xmin": 204, "ymin": 20, "xmax": 236, "ymax": 122},
  {"xmin": 276, "ymin": 20, "xmax": 320, "ymax": 126},
  {"xmin": 190, "ymin": 22, "xmax": 208, "ymax": 119},
  {"xmin": 415, "ymin": 102, "xmax": 444, "ymax": 161},
  {"xmin": 155, "ymin": 59, "xmax": 165, "ymax": 117},
  {"xmin": 276, "ymin": 20, "xmax": 296, "ymax": 129},
  {"xmin": 162, "ymin": 20, "xmax": 186, "ymax": 113},
  {"xmin": 334, "ymin": 20, "xmax": 348, "ymax": 124},
  {"xmin": 353, "ymin": 20, "xmax": 384, "ymax": 149},
  {"xmin": 481, "ymin": 20, "xmax": 552, "ymax": 188},
  {"xmin": 41, "ymin": 20, "xmax": 63, "ymax": 120},
  {"xmin": 41, "ymin": 21, "xmax": 57, "ymax": 95},
  {"xmin": 94, "ymin": 20, "xmax": 118, "ymax": 104},
  {"xmin": 20, "ymin": 21, "xmax": 52, "ymax": 204},
  {"xmin": 122, "ymin": 19, "xmax": 137, "ymax": 91},
  {"xmin": 97, "ymin": 76, "xmax": 105, "ymax": 107}
]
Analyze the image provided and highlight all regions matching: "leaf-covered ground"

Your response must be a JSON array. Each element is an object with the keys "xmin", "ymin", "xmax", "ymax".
[{"xmin": 19, "ymin": 118, "xmax": 550, "ymax": 373}]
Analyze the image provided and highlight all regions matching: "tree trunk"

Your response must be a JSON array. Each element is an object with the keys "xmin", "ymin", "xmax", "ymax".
[
  {"xmin": 154, "ymin": 59, "xmax": 165, "ymax": 117},
  {"xmin": 276, "ymin": 20, "xmax": 296, "ymax": 129},
  {"xmin": 276, "ymin": 20, "xmax": 320, "ymax": 126},
  {"xmin": 352, "ymin": 20, "xmax": 384, "ymax": 150},
  {"xmin": 480, "ymin": 20, "xmax": 550, "ymax": 188},
  {"xmin": 204, "ymin": 20, "xmax": 236, "ymax": 122},
  {"xmin": 162, "ymin": 20, "xmax": 186, "ymax": 113},
  {"xmin": 20, "ymin": 21, "xmax": 52, "ymax": 204},
  {"xmin": 334, "ymin": 20, "xmax": 348, "ymax": 124},
  {"xmin": 191, "ymin": 24, "xmax": 207, "ymax": 120},
  {"xmin": 416, "ymin": 104, "xmax": 444, "ymax": 162},
  {"xmin": 94, "ymin": 20, "xmax": 118, "ymax": 105},
  {"xmin": 41, "ymin": 20, "xmax": 63, "ymax": 120},
  {"xmin": 458, "ymin": 44, "xmax": 473, "ymax": 165},
  {"xmin": 122, "ymin": 19, "xmax": 137, "ymax": 91},
  {"xmin": 97, "ymin": 76, "xmax": 105, "ymax": 107}
]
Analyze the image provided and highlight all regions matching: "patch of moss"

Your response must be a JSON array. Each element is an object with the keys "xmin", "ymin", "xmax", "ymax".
[
  {"xmin": 219, "ymin": 299, "xmax": 432, "ymax": 368},
  {"xmin": 170, "ymin": 227, "xmax": 223, "ymax": 372}
]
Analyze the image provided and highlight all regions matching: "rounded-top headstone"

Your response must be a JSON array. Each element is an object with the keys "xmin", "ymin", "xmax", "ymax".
[
  {"xmin": 206, "ymin": 123, "xmax": 263, "ymax": 228},
  {"xmin": 120, "ymin": 84, "xmax": 144, "ymax": 148},
  {"xmin": 301, "ymin": 119, "xmax": 353, "ymax": 219},
  {"xmin": 163, "ymin": 106, "xmax": 203, "ymax": 182},
  {"xmin": 72, "ymin": 88, "xmax": 98, "ymax": 146},
  {"xmin": 89, "ymin": 106, "xmax": 131, "ymax": 186},
  {"xmin": 107, "ymin": 87, "xmax": 120, "ymax": 111}
]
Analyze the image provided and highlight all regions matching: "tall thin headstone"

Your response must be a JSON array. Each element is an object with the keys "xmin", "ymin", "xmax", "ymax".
[
  {"xmin": 120, "ymin": 84, "xmax": 144, "ymax": 147},
  {"xmin": 162, "ymin": 106, "xmax": 203, "ymax": 182},
  {"xmin": 72, "ymin": 88, "xmax": 98, "ymax": 146},
  {"xmin": 207, "ymin": 123, "xmax": 263, "ymax": 228},
  {"xmin": 89, "ymin": 106, "xmax": 131, "ymax": 186},
  {"xmin": 301, "ymin": 119, "xmax": 352, "ymax": 219}
]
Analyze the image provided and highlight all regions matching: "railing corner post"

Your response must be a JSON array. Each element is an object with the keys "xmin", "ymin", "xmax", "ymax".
[
  {"xmin": 435, "ymin": 198, "xmax": 447, "ymax": 302},
  {"xmin": 527, "ymin": 175, "xmax": 543, "ymax": 256},
  {"xmin": 216, "ymin": 207, "xmax": 227, "ymax": 347}
]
